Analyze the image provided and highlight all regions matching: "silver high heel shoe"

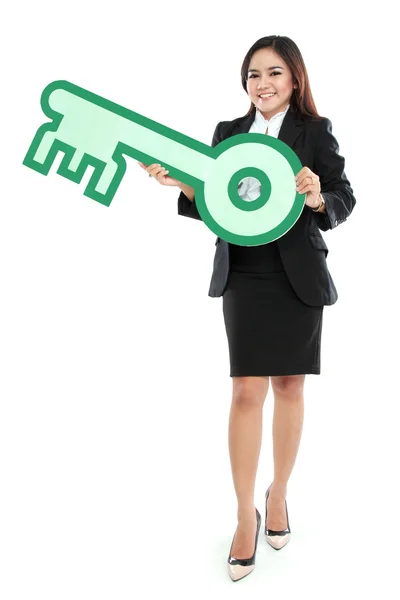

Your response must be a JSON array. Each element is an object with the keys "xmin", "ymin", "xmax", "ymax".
[
  {"xmin": 265, "ymin": 484, "xmax": 291, "ymax": 550},
  {"xmin": 227, "ymin": 508, "xmax": 261, "ymax": 582}
]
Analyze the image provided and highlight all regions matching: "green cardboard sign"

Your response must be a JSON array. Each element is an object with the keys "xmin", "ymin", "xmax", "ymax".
[{"xmin": 23, "ymin": 80, "xmax": 305, "ymax": 246}]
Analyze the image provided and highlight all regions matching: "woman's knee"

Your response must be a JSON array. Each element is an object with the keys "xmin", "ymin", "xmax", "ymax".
[
  {"xmin": 232, "ymin": 376, "xmax": 270, "ymax": 407},
  {"xmin": 271, "ymin": 375, "xmax": 306, "ymax": 397},
  {"xmin": 270, "ymin": 374, "xmax": 305, "ymax": 396}
]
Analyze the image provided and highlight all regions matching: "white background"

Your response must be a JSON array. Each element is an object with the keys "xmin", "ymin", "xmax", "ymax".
[{"xmin": 1, "ymin": 0, "xmax": 399, "ymax": 597}]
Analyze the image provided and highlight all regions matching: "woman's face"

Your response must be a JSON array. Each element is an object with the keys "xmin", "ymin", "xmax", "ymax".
[{"xmin": 246, "ymin": 47, "xmax": 297, "ymax": 120}]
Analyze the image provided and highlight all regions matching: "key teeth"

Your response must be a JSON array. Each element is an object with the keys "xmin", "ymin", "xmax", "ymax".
[
  {"xmin": 24, "ymin": 134, "xmax": 78, "ymax": 176},
  {"xmin": 83, "ymin": 158, "xmax": 124, "ymax": 206},
  {"xmin": 25, "ymin": 133, "xmax": 123, "ymax": 207},
  {"xmin": 58, "ymin": 151, "xmax": 122, "ymax": 207}
]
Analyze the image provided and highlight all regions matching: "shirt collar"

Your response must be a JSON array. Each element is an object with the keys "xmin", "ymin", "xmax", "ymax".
[{"xmin": 254, "ymin": 103, "xmax": 290, "ymax": 126}]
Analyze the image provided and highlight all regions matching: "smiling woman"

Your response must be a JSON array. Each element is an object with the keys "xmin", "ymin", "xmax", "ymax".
[{"xmin": 176, "ymin": 33, "xmax": 356, "ymax": 583}]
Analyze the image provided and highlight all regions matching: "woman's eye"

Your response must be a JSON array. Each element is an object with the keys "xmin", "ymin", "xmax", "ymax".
[{"xmin": 249, "ymin": 72, "xmax": 281, "ymax": 78}]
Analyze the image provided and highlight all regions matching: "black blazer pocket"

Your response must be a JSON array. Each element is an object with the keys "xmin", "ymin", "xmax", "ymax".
[{"xmin": 308, "ymin": 234, "xmax": 329, "ymax": 256}]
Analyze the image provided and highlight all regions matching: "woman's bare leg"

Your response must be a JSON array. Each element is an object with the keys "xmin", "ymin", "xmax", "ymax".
[
  {"xmin": 228, "ymin": 375, "xmax": 270, "ymax": 559},
  {"xmin": 267, "ymin": 374, "xmax": 305, "ymax": 529}
]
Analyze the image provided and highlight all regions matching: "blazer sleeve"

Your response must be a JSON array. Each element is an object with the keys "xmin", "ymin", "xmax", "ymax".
[
  {"xmin": 312, "ymin": 118, "xmax": 356, "ymax": 231},
  {"xmin": 177, "ymin": 122, "xmax": 223, "ymax": 220}
]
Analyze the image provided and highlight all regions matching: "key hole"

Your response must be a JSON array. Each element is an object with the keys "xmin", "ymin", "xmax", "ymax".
[
  {"xmin": 228, "ymin": 168, "xmax": 272, "ymax": 212},
  {"xmin": 238, "ymin": 178, "xmax": 262, "ymax": 201}
]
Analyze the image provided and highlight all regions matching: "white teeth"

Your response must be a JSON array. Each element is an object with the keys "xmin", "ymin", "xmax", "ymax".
[{"xmin": 260, "ymin": 93, "xmax": 275, "ymax": 98}]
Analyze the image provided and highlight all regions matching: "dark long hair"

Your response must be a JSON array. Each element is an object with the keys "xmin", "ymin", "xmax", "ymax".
[{"xmin": 241, "ymin": 35, "xmax": 323, "ymax": 120}]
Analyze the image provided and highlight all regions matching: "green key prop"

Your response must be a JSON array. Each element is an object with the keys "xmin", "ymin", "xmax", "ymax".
[{"xmin": 23, "ymin": 80, "xmax": 306, "ymax": 246}]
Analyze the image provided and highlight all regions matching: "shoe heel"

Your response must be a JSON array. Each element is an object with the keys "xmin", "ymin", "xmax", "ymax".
[{"xmin": 265, "ymin": 485, "xmax": 291, "ymax": 551}]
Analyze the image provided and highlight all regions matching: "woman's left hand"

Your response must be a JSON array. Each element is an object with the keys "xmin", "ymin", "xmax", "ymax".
[{"xmin": 295, "ymin": 167, "xmax": 321, "ymax": 209}]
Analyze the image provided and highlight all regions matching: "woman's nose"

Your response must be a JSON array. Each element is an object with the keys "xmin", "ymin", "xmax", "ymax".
[{"xmin": 257, "ymin": 78, "xmax": 269, "ymax": 89}]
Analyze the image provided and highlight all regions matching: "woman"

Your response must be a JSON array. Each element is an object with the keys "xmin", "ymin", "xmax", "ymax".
[{"xmin": 138, "ymin": 35, "xmax": 356, "ymax": 582}]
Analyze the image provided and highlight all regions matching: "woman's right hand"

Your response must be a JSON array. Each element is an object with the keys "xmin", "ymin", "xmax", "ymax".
[{"xmin": 137, "ymin": 161, "xmax": 182, "ymax": 187}]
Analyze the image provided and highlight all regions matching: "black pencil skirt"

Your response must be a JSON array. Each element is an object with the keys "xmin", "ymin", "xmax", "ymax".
[{"xmin": 222, "ymin": 268, "xmax": 324, "ymax": 377}]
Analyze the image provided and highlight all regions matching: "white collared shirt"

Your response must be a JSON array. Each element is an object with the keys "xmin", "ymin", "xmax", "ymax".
[{"xmin": 238, "ymin": 103, "xmax": 290, "ymax": 201}]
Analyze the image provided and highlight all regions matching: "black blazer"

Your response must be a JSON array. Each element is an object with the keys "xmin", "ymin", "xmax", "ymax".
[{"xmin": 177, "ymin": 104, "xmax": 356, "ymax": 306}]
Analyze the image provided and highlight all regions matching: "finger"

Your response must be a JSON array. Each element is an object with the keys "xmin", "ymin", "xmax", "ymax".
[
  {"xmin": 296, "ymin": 170, "xmax": 317, "ymax": 184},
  {"xmin": 296, "ymin": 183, "xmax": 319, "ymax": 194},
  {"xmin": 295, "ymin": 168, "xmax": 304, "ymax": 182},
  {"xmin": 297, "ymin": 182, "xmax": 318, "ymax": 192},
  {"xmin": 153, "ymin": 166, "xmax": 169, "ymax": 177},
  {"xmin": 147, "ymin": 164, "xmax": 164, "ymax": 176},
  {"xmin": 295, "ymin": 171, "xmax": 309, "ymax": 186},
  {"xmin": 296, "ymin": 175, "xmax": 318, "ymax": 191},
  {"xmin": 296, "ymin": 178, "xmax": 309, "ymax": 191},
  {"xmin": 149, "ymin": 166, "xmax": 169, "ymax": 179},
  {"xmin": 297, "ymin": 171, "xmax": 313, "ymax": 183},
  {"xmin": 295, "ymin": 166, "xmax": 311, "ymax": 176}
]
